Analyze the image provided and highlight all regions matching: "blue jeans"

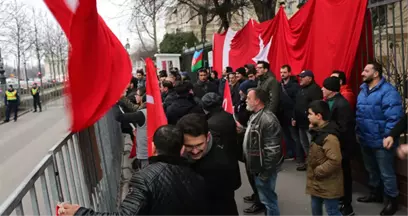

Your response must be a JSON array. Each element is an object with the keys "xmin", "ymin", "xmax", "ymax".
[
  {"xmin": 360, "ymin": 145, "xmax": 399, "ymax": 197},
  {"xmin": 311, "ymin": 196, "xmax": 341, "ymax": 216},
  {"xmin": 254, "ymin": 171, "xmax": 280, "ymax": 216}
]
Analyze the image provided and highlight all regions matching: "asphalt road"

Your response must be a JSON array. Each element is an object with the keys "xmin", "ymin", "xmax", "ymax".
[{"xmin": 0, "ymin": 98, "xmax": 68, "ymax": 204}]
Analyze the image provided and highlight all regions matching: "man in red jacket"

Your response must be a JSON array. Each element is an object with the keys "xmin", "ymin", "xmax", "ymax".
[{"xmin": 331, "ymin": 70, "xmax": 356, "ymax": 110}]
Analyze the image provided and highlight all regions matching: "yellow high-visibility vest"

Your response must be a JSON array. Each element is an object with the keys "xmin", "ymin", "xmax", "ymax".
[
  {"xmin": 32, "ymin": 88, "xmax": 38, "ymax": 95},
  {"xmin": 6, "ymin": 90, "xmax": 17, "ymax": 101}
]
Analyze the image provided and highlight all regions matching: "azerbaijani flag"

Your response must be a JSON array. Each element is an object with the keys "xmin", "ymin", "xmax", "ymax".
[{"xmin": 191, "ymin": 49, "xmax": 203, "ymax": 72}]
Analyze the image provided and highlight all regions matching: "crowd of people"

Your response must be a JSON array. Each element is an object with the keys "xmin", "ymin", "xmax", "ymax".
[{"xmin": 57, "ymin": 62, "xmax": 407, "ymax": 216}]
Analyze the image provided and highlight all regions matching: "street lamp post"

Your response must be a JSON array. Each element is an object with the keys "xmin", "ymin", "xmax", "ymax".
[{"xmin": 125, "ymin": 38, "xmax": 130, "ymax": 54}]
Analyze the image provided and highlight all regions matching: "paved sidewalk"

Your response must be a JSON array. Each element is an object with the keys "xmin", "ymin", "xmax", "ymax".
[
  {"xmin": 0, "ymin": 98, "xmax": 68, "ymax": 203},
  {"xmin": 235, "ymin": 160, "xmax": 407, "ymax": 215}
]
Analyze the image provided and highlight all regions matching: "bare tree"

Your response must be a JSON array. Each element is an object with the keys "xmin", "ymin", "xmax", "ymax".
[
  {"xmin": 5, "ymin": 0, "xmax": 34, "ymax": 89},
  {"xmin": 177, "ymin": 0, "xmax": 249, "ymax": 39},
  {"xmin": 31, "ymin": 8, "xmax": 45, "ymax": 79},
  {"xmin": 130, "ymin": 0, "xmax": 168, "ymax": 51},
  {"xmin": 250, "ymin": 0, "xmax": 277, "ymax": 22}
]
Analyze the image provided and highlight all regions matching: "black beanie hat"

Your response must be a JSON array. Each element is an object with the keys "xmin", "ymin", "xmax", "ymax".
[{"xmin": 323, "ymin": 77, "xmax": 341, "ymax": 92}]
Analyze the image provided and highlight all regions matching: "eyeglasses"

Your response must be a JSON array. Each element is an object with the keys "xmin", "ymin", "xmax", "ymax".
[{"xmin": 184, "ymin": 143, "xmax": 204, "ymax": 151}]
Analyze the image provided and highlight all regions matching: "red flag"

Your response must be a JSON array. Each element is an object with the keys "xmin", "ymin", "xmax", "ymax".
[
  {"xmin": 44, "ymin": 0, "xmax": 132, "ymax": 132},
  {"xmin": 145, "ymin": 58, "xmax": 167, "ymax": 156},
  {"xmin": 222, "ymin": 80, "xmax": 234, "ymax": 114}
]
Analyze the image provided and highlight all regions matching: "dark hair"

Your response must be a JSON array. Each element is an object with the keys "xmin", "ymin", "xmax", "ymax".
[
  {"xmin": 247, "ymin": 70, "xmax": 256, "ymax": 76},
  {"xmin": 176, "ymin": 113, "xmax": 208, "ymax": 137},
  {"xmin": 257, "ymin": 61, "xmax": 270, "ymax": 70},
  {"xmin": 136, "ymin": 70, "xmax": 144, "ymax": 76},
  {"xmin": 198, "ymin": 68, "xmax": 207, "ymax": 74},
  {"xmin": 159, "ymin": 70, "xmax": 167, "ymax": 78},
  {"xmin": 308, "ymin": 100, "xmax": 330, "ymax": 121},
  {"xmin": 281, "ymin": 64, "xmax": 292, "ymax": 72},
  {"xmin": 161, "ymin": 80, "xmax": 173, "ymax": 89},
  {"xmin": 211, "ymin": 70, "xmax": 218, "ymax": 78},
  {"xmin": 236, "ymin": 67, "xmax": 247, "ymax": 77},
  {"xmin": 175, "ymin": 82, "xmax": 191, "ymax": 95},
  {"xmin": 137, "ymin": 87, "xmax": 147, "ymax": 103},
  {"xmin": 367, "ymin": 61, "xmax": 383, "ymax": 78},
  {"xmin": 226, "ymin": 66, "xmax": 233, "ymax": 73},
  {"xmin": 228, "ymin": 72, "xmax": 236, "ymax": 78},
  {"xmin": 250, "ymin": 88, "xmax": 269, "ymax": 105},
  {"xmin": 153, "ymin": 125, "xmax": 184, "ymax": 156},
  {"xmin": 332, "ymin": 70, "xmax": 346, "ymax": 85},
  {"xmin": 169, "ymin": 70, "xmax": 179, "ymax": 78}
]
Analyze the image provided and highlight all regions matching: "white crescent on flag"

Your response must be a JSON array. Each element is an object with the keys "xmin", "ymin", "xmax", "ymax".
[
  {"xmin": 64, "ymin": 0, "xmax": 79, "ymax": 12},
  {"xmin": 252, "ymin": 35, "xmax": 272, "ymax": 63}
]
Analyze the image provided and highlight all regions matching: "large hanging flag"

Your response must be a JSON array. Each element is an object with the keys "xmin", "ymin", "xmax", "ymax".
[
  {"xmin": 222, "ymin": 79, "xmax": 234, "ymax": 114},
  {"xmin": 213, "ymin": 0, "xmax": 368, "ymax": 86},
  {"xmin": 145, "ymin": 58, "xmax": 167, "ymax": 156},
  {"xmin": 191, "ymin": 49, "xmax": 203, "ymax": 72},
  {"xmin": 44, "ymin": 0, "xmax": 132, "ymax": 132}
]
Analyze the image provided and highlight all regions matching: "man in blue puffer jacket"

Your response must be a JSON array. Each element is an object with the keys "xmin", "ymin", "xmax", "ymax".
[{"xmin": 355, "ymin": 61, "xmax": 403, "ymax": 216}]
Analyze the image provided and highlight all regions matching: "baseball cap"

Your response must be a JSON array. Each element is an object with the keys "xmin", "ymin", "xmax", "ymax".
[{"xmin": 298, "ymin": 70, "xmax": 314, "ymax": 78}]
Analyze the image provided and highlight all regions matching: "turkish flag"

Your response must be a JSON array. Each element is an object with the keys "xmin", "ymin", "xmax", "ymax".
[
  {"xmin": 44, "ymin": 0, "xmax": 132, "ymax": 132},
  {"xmin": 213, "ymin": 0, "xmax": 367, "ymax": 87},
  {"xmin": 145, "ymin": 58, "xmax": 167, "ymax": 156},
  {"xmin": 222, "ymin": 80, "xmax": 234, "ymax": 114}
]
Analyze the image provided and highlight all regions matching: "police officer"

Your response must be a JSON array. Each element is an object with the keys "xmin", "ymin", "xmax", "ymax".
[
  {"xmin": 4, "ymin": 85, "xmax": 19, "ymax": 122},
  {"xmin": 31, "ymin": 83, "xmax": 42, "ymax": 112}
]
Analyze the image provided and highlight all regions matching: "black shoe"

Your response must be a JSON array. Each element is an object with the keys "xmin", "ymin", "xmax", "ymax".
[
  {"xmin": 296, "ymin": 164, "xmax": 307, "ymax": 171},
  {"xmin": 357, "ymin": 193, "xmax": 383, "ymax": 203},
  {"xmin": 14, "ymin": 119, "xmax": 17, "ymax": 122},
  {"xmin": 380, "ymin": 196, "xmax": 398, "ymax": 215},
  {"xmin": 243, "ymin": 194, "xmax": 256, "ymax": 203},
  {"xmin": 243, "ymin": 203, "xmax": 266, "ymax": 215},
  {"xmin": 3, "ymin": 120, "xmax": 9, "ymax": 123},
  {"xmin": 33, "ymin": 110, "xmax": 37, "ymax": 112},
  {"xmin": 340, "ymin": 204, "xmax": 355, "ymax": 216}
]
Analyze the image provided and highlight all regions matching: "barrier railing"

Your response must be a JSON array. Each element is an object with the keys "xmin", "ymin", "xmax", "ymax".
[{"xmin": 0, "ymin": 108, "xmax": 124, "ymax": 215}]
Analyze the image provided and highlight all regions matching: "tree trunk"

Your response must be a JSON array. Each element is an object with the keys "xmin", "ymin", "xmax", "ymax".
[
  {"xmin": 152, "ymin": 0, "xmax": 158, "ymax": 51},
  {"xmin": 51, "ymin": 53, "xmax": 56, "ymax": 81},
  {"xmin": 251, "ymin": 0, "xmax": 276, "ymax": 22}
]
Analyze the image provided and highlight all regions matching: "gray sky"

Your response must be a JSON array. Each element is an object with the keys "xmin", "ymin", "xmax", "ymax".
[{"xmin": 20, "ymin": 0, "xmax": 164, "ymax": 51}]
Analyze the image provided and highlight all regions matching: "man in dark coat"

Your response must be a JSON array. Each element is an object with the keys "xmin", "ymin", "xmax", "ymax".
[
  {"xmin": 166, "ymin": 82, "xmax": 203, "ymax": 125},
  {"xmin": 177, "ymin": 111, "xmax": 241, "ymax": 215},
  {"xmin": 292, "ymin": 70, "xmax": 323, "ymax": 171},
  {"xmin": 228, "ymin": 72, "xmax": 241, "ymax": 107},
  {"xmin": 322, "ymin": 76, "xmax": 356, "ymax": 216},
  {"xmin": 58, "ymin": 125, "xmax": 208, "ymax": 216},
  {"xmin": 193, "ymin": 69, "xmax": 218, "ymax": 99},
  {"xmin": 256, "ymin": 61, "xmax": 280, "ymax": 115},
  {"xmin": 278, "ymin": 65, "xmax": 300, "ymax": 159}
]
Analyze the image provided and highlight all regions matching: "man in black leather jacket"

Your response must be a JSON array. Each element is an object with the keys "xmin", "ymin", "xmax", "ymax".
[
  {"xmin": 244, "ymin": 88, "xmax": 283, "ymax": 216},
  {"xmin": 58, "ymin": 125, "xmax": 208, "ymax": 216}
]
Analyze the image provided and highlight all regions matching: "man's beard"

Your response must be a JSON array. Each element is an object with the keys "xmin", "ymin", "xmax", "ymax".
[
  {"xmin": 363, "ymin": 76, "xmax": 374, "ymax": 84},
  {"xmin": 246, "ymin": 104, "xmax": 254, "ymax": 111}
]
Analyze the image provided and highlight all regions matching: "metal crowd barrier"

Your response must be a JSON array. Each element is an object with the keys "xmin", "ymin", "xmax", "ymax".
[{"xmin": 0, "ymin": 108, "xmax": 124, "ymax": 215}]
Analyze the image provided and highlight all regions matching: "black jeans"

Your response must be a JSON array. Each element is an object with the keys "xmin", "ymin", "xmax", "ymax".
[
  {"xmin": 33, "ymin": 96, "xmax": 42, "ymax": 111},
  {"xmin": 5, "ymin": 102, "xmax": 18, "ymax": 121},
  {"xmin": 209, "ymin": 190, "xmax": 238, "ymax": 215},
  {"xmin": 341, "ymin": 155, "xmax": 353, "ymax": 206}
]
